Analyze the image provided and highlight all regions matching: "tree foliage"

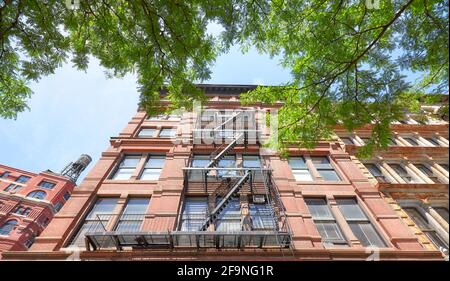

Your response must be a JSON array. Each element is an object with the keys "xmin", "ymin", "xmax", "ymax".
[{"xmin": 0, "ymin": 0, "xmax": 448, "ymax": 156}]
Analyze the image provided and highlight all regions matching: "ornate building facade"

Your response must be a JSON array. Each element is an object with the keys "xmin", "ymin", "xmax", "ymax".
[{"xmin": 2, "ymin": 85, "xmax": 447, "ymax": 260}]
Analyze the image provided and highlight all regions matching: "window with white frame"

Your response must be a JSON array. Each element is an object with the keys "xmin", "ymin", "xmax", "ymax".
[
  {"xmin": 389, "ymin": 164, "xmax": 424, "ymax": 183},
  {"xmin": 336, "ymin": 198, "xmax": 386, "ymax": 247},
  {"xmin": 140, "ymin": 155, "xmax": 165, "ymax": 180},
  {"xmin": 404, "ymin": 207, "xmax": 448, "ymax": 254},
  {"xmin": 112, "ymin": 155, "xmax": 141, "ymax": 180},
  {"xmin": 340, "ymin": 137, "xmax": 354, "ymax": 145},
  {"xmin": 305, "ymin": 198, "xmax": 347, "ymax": 246},
  {"xmin": 138, "ymin": 128, "xmax": 156, "ymax": 137},
  {"xmin": 414, "ymin": 164, "xmax": 444, "ymax": 183},
  {"xmin": 364, "ymin": 163, "xmax": 389, "ymax": 183},
  {"xmin": 433, "ymin": 207, "xmax": 449, "ymax": 224},
  {"xmin": 424, "ymin": 137, "xmax": 441, "ymax": 146},
  {"xmin": 402, "ymin": 136, "xmax": 420, "ymax": 146},
  {"xmin": 311, "ymin": 157, "xmax": 341, "ymax": 181},
  {"xmin": 180, "ymin": 197, "xmax": 209, "ymax": 231},
  {"xmin": 159, "ymin": 128, "xmax": 176, "ymax": 138},
  {"xmin": 115, "ymin": 198, "xmax": 150, "ymax": 232},
  {"xmin": 69, "ymin": 198, "xmax": 118, "ymax": 247},
  {"xmin": 288, "ymin": 157, "xmax": 313, "ymax": 181}
]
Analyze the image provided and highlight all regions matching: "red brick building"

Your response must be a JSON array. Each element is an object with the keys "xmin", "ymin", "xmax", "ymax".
[
  {"xmin": 2, "ymin": 85, "xmax": 446, "ymax": 260},
  {"xmin": 0, "ymin": 165, "xmax": 75, "ymax": 256}
]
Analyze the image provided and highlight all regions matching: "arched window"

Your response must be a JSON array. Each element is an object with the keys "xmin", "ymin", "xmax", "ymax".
[
  {"xmin": 26, "ymin": 190, "xmax": 47, "ymax": 200},
  {"xmin": 0, "ymin": 220, "xmax": 18, "ymax": 236}
]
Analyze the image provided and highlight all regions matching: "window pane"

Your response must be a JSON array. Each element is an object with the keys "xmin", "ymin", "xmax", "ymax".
[
  {"xmin": 120, "ymin": 155, "xmax": 140, "ymax": 167},
  {"xmin": 38, "ymin": 181, "xmax": 56, "ymax": 189},
  {"xmin": 293, "ymin": 170, "xmax": 313, "ymax": 181},
  {"xmin": 336, "ymin": 199, "xmax": 367, "ymax": 220},
  {"xmin": 415, "ymin": 164, "xmax": 441, "ymax": 183},
  {"xmin": 404, "ymin": 137, "xmax": 419, "ymax": 146},
  {"xmin": 425, "ymin": 231, "xmax": 449, "ymax": 253},
  {"xmin": 288, "ymin": 157, "xmax": 307, "ymax": 169},
  {"xmin": 404, "ymin": 207, "xmax": 430, "ymax": 229},
  {"xmin": 0, "ymin": 220, "xmax": 18, "ymax": 236},
  {"xmin": 425, "ymin": 138, "xmax": 440, "ymax": 146},
  {"xmin": 86, "ymin": 198, "xmax": 118, "ymax": 219},
  {"xmin": 242, "ymin": 156, "xmax": 261, "ymax": 168},
  {"xmin": 218, "ymin": 156, "xmax": 236, "ymax": 177},
  {"xmin": 181, "ymin": 198, "xmax": 208, "ymax": 231},
  {"xmin": 341, "ymin": 137, "xmax": 354, "ymax": 145},
  {"xmin": 311, "ymin": 156, "xmax": 332, "ymax": 169},
  {"xmin": 159, "ymin": 128, "xmax": 176, "ymax": 137},
  {"xmin": 439, "ymin": 164, "xmax": 448, "ymax": 172},
  {"xmin": 16, "ymin": 175, "xmax": 31, "ymax": 183},
  {"xmin": 249, "ymin": 203, "xmax": 277, "ymax": 230},
  {"xmin": 365, "ymin": 164, "xmax": 388, "ymax": 183},
  {"xmin": 305, "ymin": 198, "xmax": 333, "ymax": 219},
  {"xmin": 123, "ymin": 198, "xmax": 150, "ymax": 214},
  {"xmin": 140, "ymin": 168, "xmax": 162, "ymax": 180},
  {"xmin": 112, "ymin": 168, "xmax": 134, "ymax": 180},
  {"xmin": 216, "ymin": 197, "xmax": 241, "ymax": 232},
  {"xmin": 319, "ymin": 169, "xmax": 341, "ymax": 181},
  {"xmin": 316, "ymin": 222, "xmax": 345, "ymax": 242},
  {"xmin": 145, "ymin": 156, "xmax": 165, "ymax": 168},
  {"xmin": 349, "ymin": 222, "xmax": 386, "ymax": 247},
  {"xmin": 434, "ymin": 207, "xmax": 449, "ymax": 224},
  {"xmin": 138, "ymin": 128, "xmax": 156, "ymax": 137}
]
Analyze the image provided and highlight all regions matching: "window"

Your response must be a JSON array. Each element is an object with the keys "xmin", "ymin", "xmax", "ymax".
[
  {"xmin": 25, "ymin": 233, "xmax": 36, "ymax": 248},
  {"xmin": 387, "ymin": 137, "xmax": 397, "ymax": 146},
  {"xmin": 38, "ymin": 180, "xmax": 56, "ymax": 189},
  {"xmin": 364, "ymin": 164, "xmax": 388, "ymax": 183},
  {"xmin": 4, "ymin": 183, "xmax": 16, "ymax": 192},
  {"xmin": 0, "ymin": 171, "xmax": 9, "ymax": 178},
  {"xmin": 434, "ymin": 207, "xmax": 449, "ymax": 224},
  {"xmin": 305, "ymin": 198, "xmax": 347, "ymax": 246},
  {"xmin": 115, "ymin": 198, "xmax": 150, "ymax": 232},
  {"xmin": 140, "ymin": 155, "xmax": 165, "ymax": 180},
  {"xmin": 111, "ymin": 155, "xmax": 141, "ymax": 180},
  {"xmin": 13, "ymin": 206, "xmax": 31, "ymax": 216},
  {"xmin": 389, "ymin": 164, "xmax": 422, "ymax": 183},
  {"xmin": 311, "ymin": 157, "xmax": 341, "ymax": 181},
  {"xmin": 138, "ymin": 128, "xmax": 156, "ymax": 137},
  {"xmin": 243, "ymin": 155, "xmax": 262, "ymax": 180},
  {"xmin": 336, "ymin": 198, "xmax": 386, "ymax": 247},
  {"xmin": 16, "ymin": 175, "xmax": 31, "ymax": 183},
  {"xmin": 147, "ymin": 114, "xmax": 181, "ymax": 121},
  {"xmin": 439, "ymin": 164, "xmax": 449, "ymax": 172},
  {"xmin": 217, "ymin": 155, "xmax": 236, "ymax": 178},
  {"xmin": 341, "ymin": 137, "xmax": 354, "ymax": 145},
  {"xmin": 63, "ymin": 192, "xmax": 71, "ymax": 201},
  {"xmin": 190, "ymin": 155, "xmax": 210, "ymax": 180},
  {"xmin": 248, "ymin": 202, "xmax": 277, "ymax": 230},
  {"xmin": 414, "ymin": 164, "xmax": 442, "ymax": 183},
  {"xmin": 12, "ymin": 185, "xmax": 23, "ymax": 192},
  {"xmin": 159, "ymin": 128, "xmax": 176, "ymax": 138},
  {"xmin": 425, "ymin": 137, "xmax": 440, "ymax": 146},
  {"xmin": 69, "ymin": 198, "xmax": 118, "ymax": 247},
  {"xmin": 288, "ymin": 157, "xmax": 313, "ymax": 181},
  {"xmin": 26, "ymin": 190, "xmax": 46, "ymax": 200},
  {"xmin": 54, "ymin": 202, "xmax": 63, "ymax": 212},
  {"xmin": 404, "ymin": 207, "xmax": 448, "ymax": 253},
  {"xmin": 215, "ymin": 197, "xmax": 241, "ymax": 232},
  {"xmin": 180, "ymin": 197, "xmax": 209, "ymax": 231},
  {"xmin": 360, "ymin": 137, "xmax": 370, "ymax": 145},
  {"xmin": 0, "ymin": 220, "xmax": 18, "ymax": 236},
  {"xmin": 403, "ymin": 137, "xmax": 419, "ymax": 146}
]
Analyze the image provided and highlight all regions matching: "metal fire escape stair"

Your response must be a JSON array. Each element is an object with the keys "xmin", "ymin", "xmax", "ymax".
[
  {"xmin": 206, "ymin": 133, "xmax": 244, "ymax": 169},
  {"xmin": 199, "ymin": 171, "xmax": 251, "ymax": 231}
]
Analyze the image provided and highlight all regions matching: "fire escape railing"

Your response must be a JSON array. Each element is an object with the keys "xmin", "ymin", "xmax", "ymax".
[{"xmin": 83, "ymin": 110, "xmax": 292, "ymax": 251}]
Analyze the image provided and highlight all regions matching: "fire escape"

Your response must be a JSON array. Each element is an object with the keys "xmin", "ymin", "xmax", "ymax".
[{"xmin": 83, "ymin": 110, "xmax": 292, "ymax": 251}]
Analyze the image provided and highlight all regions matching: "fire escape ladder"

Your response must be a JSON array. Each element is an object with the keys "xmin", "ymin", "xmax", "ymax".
[
  {"xmin": 199, "ymin": 171, "xmax": 251, "ymax": 231},
  {"xmin": 206, "ymin": 132, "xmax": 244, "ymax": 169}
]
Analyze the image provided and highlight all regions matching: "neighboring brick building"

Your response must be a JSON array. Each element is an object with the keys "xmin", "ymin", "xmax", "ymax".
[
  {"xmin": 335, "ymin": 96, "xmax": 449, "ymax": 259},
  {"xmin": 0, "ymin": 155, "xmax": 91, "ymax": 258},
  {"xmin": 2, "ymin": 85, "xmax": 446, "ymax": 260}
]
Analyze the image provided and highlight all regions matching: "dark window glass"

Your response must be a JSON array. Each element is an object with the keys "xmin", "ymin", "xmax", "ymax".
[
  {"xmin": 364, "ymin": 164, "xmax": 388, "ymax": 183},
  {"xmin": 16, "ymin": 175, "xmax": 31, "ymax": 183},
  {"xmin": 115, "ymin": 198, "xmax": 150, "ymax": 232},
  {"xmin": 434, "ymin": 207, "xmax": 449, "ymax": 224},
  {"xmin": 38, "ymin": 180, "xmax": 56, "ymax": 189},
  {"xmin": 425, "ymin": 138, "xmax": 440, "ymax": 146},
  {"xmin": 414, "ymin": 164, "xmax": 442, "ymax": 183},
  {"xmin": 336, "ymin": 198, "xmax": 386, "ymax": 248},
  {"xmin": 341, "ymin": 137, "xmax": 354, "ymax": 145},
  {"xmin": 0, "ymin": 220, "xmax": 18, "ymax": 236},
  {"xmin": 311, "ymin": 157, "xmax": 341, "ymax": 181},
  {"xmin": 403, "ymin": 137, "xmax": 419, "ymax": 146},
  {"xmin": 0, "ymin": 171, "xmax": 10, "ymax": 178},
  {"xmin": 63, "ymin": 192, "xmax": 71, "ymax": 201},
  {"xmin": 26, "ymin": 190, "xmax": 46, "ymax": 200}
]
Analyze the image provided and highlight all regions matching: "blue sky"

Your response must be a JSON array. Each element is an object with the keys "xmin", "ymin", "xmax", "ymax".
[{"xmin": 0, "ymin": 46, "xmax": 292, "ymax": 182}]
